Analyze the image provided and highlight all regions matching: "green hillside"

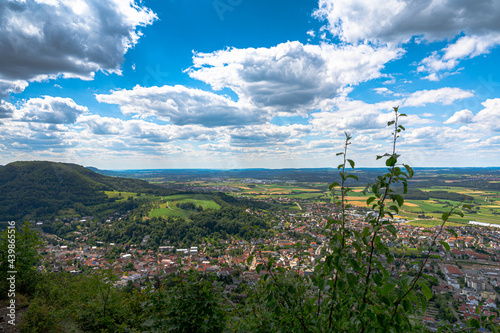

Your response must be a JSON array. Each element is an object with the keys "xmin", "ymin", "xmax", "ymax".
[{"xmin": 0, "ymin": 161, "xmax": 171, "ymax": 221}]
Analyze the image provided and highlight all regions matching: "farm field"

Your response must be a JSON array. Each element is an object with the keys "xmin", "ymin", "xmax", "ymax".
[{"xmin": 197, "ymin": 181, "xmax": 500, "ymax": 227}]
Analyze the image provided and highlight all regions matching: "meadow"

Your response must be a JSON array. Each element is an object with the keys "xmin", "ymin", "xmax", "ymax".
[{"xmin": 148, "ymin": 194, "xmax": 220, "ymax": 218}]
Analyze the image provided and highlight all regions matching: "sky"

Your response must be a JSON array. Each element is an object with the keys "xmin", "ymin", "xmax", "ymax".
[{"xmin": 1, "ymin": 0, "xmax": 500, "ymax": 169}]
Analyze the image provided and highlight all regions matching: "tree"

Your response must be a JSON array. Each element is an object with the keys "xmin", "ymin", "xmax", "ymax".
[
  {"xmin": 0, "ymin": 222, "xmax": 43, "ymax": 298},
  {"xmin": 142, "ymin": 271, "xmax": 226, "ymax": 332}
]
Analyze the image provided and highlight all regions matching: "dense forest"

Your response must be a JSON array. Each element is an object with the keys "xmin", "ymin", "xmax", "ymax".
[
  {"xmin": 95, "ymin": 205, "xmax": 270, "ymax": 248},
  {"xmin": 0, "ymin": 161, "xmax": 173, "ymax": 221},
  {"xmin": 401, "ymin": 188, "xmax": 474, "ymax": 201}
]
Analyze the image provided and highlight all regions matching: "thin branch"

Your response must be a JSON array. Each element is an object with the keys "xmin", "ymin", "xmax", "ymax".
[{"xmin": 390, "ymin": 202, "xmax": 463, "ymax": 321}]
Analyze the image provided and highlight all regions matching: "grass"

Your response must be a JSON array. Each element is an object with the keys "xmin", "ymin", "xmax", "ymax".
[
  {"xmin": 105, "ymin": 191, "xmax": 138, "ymax": 200},
  {"xmin": 406, "ymin": 219, "xmax": 466, "ymax": 228},
  {"xmin": 148, "ymin": 194, "xmax": 220, "ymax": 218}
]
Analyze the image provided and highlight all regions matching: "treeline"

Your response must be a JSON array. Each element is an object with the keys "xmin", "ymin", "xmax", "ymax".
[
  {"xmin": 214, "ymin": 192, "xmax": 271, "ymax": 210},
  {"xmin": 400, "ymin": 188, "xmax": 473, "ymax": 201},
  {"xmin": 95, "ymin": 205, "xmax": 270, "ymax": 247}
]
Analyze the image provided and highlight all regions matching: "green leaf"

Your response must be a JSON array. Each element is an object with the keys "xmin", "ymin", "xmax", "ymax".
[
  {"xmin": 387, "ymin": 120, "xmax": 395, "ymax": 126},
  {"xmin": 403, "ymin": 164, "xmax": 414, "ymax": 178},
  {"xmin": 347, "ymin": 159, "xmax": 355, "ymax": 169},
  {"xmin": 381, "ymin": 283, "xmax": 395, "ymax": 295},
  {"xmin": 366, "ymin": 197, "xmax": 376, "ymax": 205},
  {"xmin": 448, "ymin": 229, "xmax": 458, "ymax": 238},
  {"xmin": 329, "ymin": 182, "xmax": 339, "ymax": 191},
  {"xmin": 386, "ymin": 225, "xmax": 398, "ymax": 237},
  {"xmin": 347, "ymin": 273, "xmax": 357, "ymax": 289},
  {"xmin": 441, "ymin": 212, "xmax": 450, "ymax": 221},
  {"xmin": 389, "ymin": 205, "xmax": 399, "ymax": 214},
  {"xmin": 386, "ymin": 155, "xmax": 397, "ymax": 167},
  {"xmin": 373, "ymin": 273, "xmax": 383, "ymax": 286},
  {"xmin": 394, "ymin": 194, "xmax": 404, "ymax": 207},
  {"xmin": 440, "ymin": 241, "xmax": 450, "ymax": 252},
  {"xmin": 336, "ymin": 152, "xmax": 343, "ymax": 156},
  {"xmin": 402, "ymin": 299, "xmax": 411, "ymax": 312},
  {"xmin": 346, "ymin": 174, "xmax": 358, "ymax": 181},
  {"xmin": 419, "ymin": 282, "xmax": 432, "ymax": 300}
]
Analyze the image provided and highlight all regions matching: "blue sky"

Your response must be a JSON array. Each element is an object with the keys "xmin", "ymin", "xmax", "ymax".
[{"xmin": 1, "ymin": 0, "xmax": 500, "ymax": 169}]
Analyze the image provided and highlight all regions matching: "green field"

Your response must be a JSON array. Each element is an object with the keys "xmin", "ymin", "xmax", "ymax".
[
  {"xmin": 148, "ymin": 194, "xmax": 220, "ymax": 218},
  {"xmin": 105, "ymin": 191, "xmax": 162, "ymax": 202},
  {"xmin": 105, "ymin": 191, "xmax": 138, "ymax": 200}
]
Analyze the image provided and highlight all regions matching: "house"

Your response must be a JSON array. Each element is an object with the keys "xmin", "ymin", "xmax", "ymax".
[
  {"xmin": 485, "ymin": 298, "xmax": 497, "ymax": 309},
  {"xmin": 432, "ymin": 284, "xmax": 454, "ymax": 294},
  {"xmin": 444, "ymin": 265, "xmax": 464, "ymax": 277}
]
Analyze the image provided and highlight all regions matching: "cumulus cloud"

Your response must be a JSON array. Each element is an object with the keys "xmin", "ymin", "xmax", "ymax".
[
  {"xmin": 0, "ymin": 79, "xmax": 29, "ymax": 99},
  {"xmin": 472, "ymin": 98, "xmax": 500, "ymax": 132},
  {"xmin": 0, "ymin": 100, "xmax": 15, "ymax": 119},
  {"xmin": 402, "ymin": 88, "xmax": 474, "ymax": 107},
  {"xmin": 418, "ymin": 34, "xmax": 500, "ymax": 77},
  {"xmin": 14, "ymin": 96, "xmax": 88, "ymax": 124},
  {"xmin": 314, "ymin": 0, "xmax": 500, "ymax": 45},
  {"xmin": 373, "ymin": 87, "xmax": 393, "ymax": 95},
  {"xmin": 78, "ymin": 114, "xmax": 222, "ymax": 142},
  {"xmin": 310, "ymin": 99, "xmax": 392, "ymax": 134},
  {"xmin": 188, "ymin": 41, "xmax": 402, "ymax": 112},
  {"xmin": 228, "ymin": 124, "xmax": 311, "ymax": 147},
  {"xmin": 314, "ymin": 0, "xmax": 500, "ymax": 80},
  {"xmin": 96, "ymin": 85, "xmax": 265, "ymax": 127},
  {"xmin": 0, "ymin": 0, "xmax": 156, "ymax": 96},
  {"xmin": 444, "ymin": 109, "xmax": 474, "ymax": 124}
]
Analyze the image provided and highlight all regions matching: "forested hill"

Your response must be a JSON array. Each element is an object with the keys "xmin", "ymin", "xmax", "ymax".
[{"xmin": 0, "ymin": 161, "xmax": 171, "ymax": 221}]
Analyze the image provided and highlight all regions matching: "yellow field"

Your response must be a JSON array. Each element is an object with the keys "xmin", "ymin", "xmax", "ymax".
[
  {"xmin": 294, "ymin": 189, "xmax": 321, "ymax": 192},
  {"xmin": 404, "ymin": 202, "xmax": 418, "ymax": 207},
  {"xmin": 347, "ymin": 200, "xmax": 369, "ymax": 207}
]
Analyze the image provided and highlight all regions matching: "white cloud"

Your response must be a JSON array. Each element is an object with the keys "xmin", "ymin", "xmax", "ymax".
[
  {"xmin": 13, "ymin": 96, "xmax": 88, "ymax": 124},
  {"xmin": 373, "ymin": 87, "xmax": 393, "ymax": 95},
  {"xmin": 402, "ymin": 88, "xmax": 473, "ymax": 107},
  {"xmin": 314, "ymin": 0, "xmax": 500, "ymax": 81},
  {"xmin": 0, "ymin": 0, "xmax": 156, "ymax": 97},
  {"xmin": 0, "ymin": 79, "xmax": 29, "ymax": 99},
  {"xmin": 96, "ymin": 85, "xmax": 266, "ymax": 127},
  {"xmin": 472, "ymin": 98, "xmax": 500, "ymax": 132},
  {"xmin": 314, "ymin": 0, "xmax": 500, "ymax": 45},
  {"xmin": 484, "ymin": 136, "xmax": 500, "ymax": 146},
  {"xmin": 310, "ymin": 99, "xmax": 392, "ymax": 135},
  {"xmin": 0, "ymin": 100, "xmax": 15, "ymax": 119},
  {"xmin": 444, "ymin": 109, "xmax": 474, "ymax": 124},
  {"xmin": 228, "ymin": 124, "xmax": 311, "ymax": 147},
  {"xmin": 78, "ymin": 115, "xmax": 222, "ymax": 142},
  {"xmin": 418, "ymin": 34, "xmax": 500, "ymax": 77},
  {"xmin": 188, "ymin": 41, "xmax": 402, "ymax": 112}
]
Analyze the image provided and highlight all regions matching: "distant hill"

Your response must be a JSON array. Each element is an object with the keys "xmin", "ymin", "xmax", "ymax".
[{"xmin": 0, "ymin": 161, "xmax": 171, "ymax": 221}]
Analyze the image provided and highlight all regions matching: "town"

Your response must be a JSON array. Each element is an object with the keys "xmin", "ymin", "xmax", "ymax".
[{"xmin": 33, "ymin": 186, "xmax": 500, "ymax": 329}]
